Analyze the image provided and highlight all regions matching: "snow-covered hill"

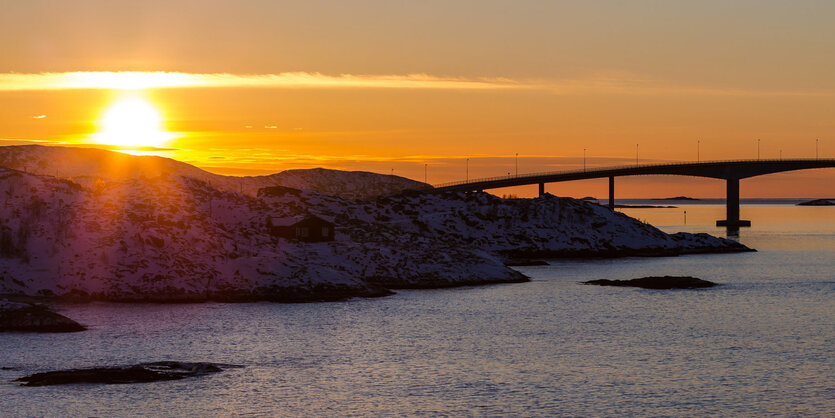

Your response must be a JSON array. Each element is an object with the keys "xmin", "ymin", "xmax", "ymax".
[
  {"xmin": 0, "ymin": 168, "xmax": 523, "ymax": 301},
  {"xmin": 0, "ymin": 145, "xmax": 428, "ymax": 199},
  {"xmin": 257, "ymin": 168, "xmax": 429, "ymax": 200},
  {"xmin": 0, "ymin": 145, "xmax": 750, "ymax": 302}
]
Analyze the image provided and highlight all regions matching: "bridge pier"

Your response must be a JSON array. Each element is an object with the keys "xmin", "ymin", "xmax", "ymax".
[
  {"xmin": 608, "ymin": 176, "xmax": 615, "ymax": 210},
  {"xmin": 716, "ymin": 177, "xmax": 751, "ymax": 228},
  {"xmin": 538, "ymin": 183, "xmax": 545, "ymax": 197}
]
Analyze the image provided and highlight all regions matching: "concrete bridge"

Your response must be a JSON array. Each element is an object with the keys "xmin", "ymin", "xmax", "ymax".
[{"xmin": 432, "ymin": 159, "xmax": 835, "ymax": 228}]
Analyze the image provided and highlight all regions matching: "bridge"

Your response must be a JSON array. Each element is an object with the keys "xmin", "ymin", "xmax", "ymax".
[{"xmin": 433, "ymin": 159, "xmax": 835, "ymax": 228}]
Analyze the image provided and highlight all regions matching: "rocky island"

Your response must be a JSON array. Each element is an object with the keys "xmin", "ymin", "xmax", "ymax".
[
  {"xmin": 797, "ymin": 198, "xmax": 834, "ymax": 206},
  {"xmin": 15, "ymin": 361, "xmax": 241, "ymax": 386},
  {"xmin": 583, "ymin": 276, "xmax": 717, "ymax": 289},
  {"xmin": 0, "ymin": 300, "xmax": 85, "ymax": 332},
  {"xmin": 0, "ymin": 145, "xmax": 751, "ymax": 303}
]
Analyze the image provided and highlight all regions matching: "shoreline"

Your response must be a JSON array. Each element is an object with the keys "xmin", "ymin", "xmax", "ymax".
[{"xmin": 0, "ymin": 245, "xmax": 753, "ymax": 305}]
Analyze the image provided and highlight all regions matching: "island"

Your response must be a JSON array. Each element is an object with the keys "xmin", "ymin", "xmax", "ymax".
[
  {"xmin": 614, "ymin": 204, "xmax": 677, "ymax": 208},
  {"xmin": 0, "ymin": 300, "xmax": 85, "ymax": 332},
  {"xmin": 583, "ymin": 276, "xmax": 717, "ymax": 289},
  {"xmin": 0, "ymin": 145, "xmax": 752, "ymax": 303},
  {"xmin": 651, "ymin": 196, "xmax": 700, "ymax": 201},
  {"xmin": 797, "ymin": 199, "xmax": 835, "ymax": 206},
  {"xmin": 15, "ymin": 362, "xmax": 241, "ymax": 386}
]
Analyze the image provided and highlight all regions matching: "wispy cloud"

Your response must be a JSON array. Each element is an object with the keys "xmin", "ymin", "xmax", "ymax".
[
  {"xmin": 31, "ymin": 114, "xmax": 47, "ymax": 119},
  {"xmin": 0, "ymin": 71, "xmax": 526, "ymax": 92},
  {"xmin": 0, "ymin": 71, "xmax": 831, "ymax": 97}
]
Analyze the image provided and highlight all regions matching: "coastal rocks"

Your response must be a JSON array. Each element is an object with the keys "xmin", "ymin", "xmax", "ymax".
[
  {"xmin": 15, "ymin": 361, "xmax": 242, "ymax": 386},
  {"xmin": 583, "ymin": 276, "xmax": 717, "ymax": 289},
  {"xmin": 0, "ymin": 300, "xmax": 85, "ymax": 332},
  {"xmin": 669, "ymin": 232, "xmax": 753, "ymax": 254}
]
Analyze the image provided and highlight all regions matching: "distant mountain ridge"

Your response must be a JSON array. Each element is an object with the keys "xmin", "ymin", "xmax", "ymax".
[{"xmin": 0, "ymin": 145, "xmax": 428, "ymax": 199}]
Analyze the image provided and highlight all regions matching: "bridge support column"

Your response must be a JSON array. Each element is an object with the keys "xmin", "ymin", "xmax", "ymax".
[
  {"xmin": 717, "ymin": 177, "xmax": 751, "ymax": 228},
  {"xmin": 608, "ymin": 176, "xmax": 615, "ymax": 210},
  {"xmin": 538, "ymin": 183, "xmax": 545, "ymax": 197}
]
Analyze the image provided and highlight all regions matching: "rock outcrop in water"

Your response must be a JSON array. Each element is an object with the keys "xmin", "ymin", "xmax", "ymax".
[
  {"xmin": 0, "ymin": 300, "xmax": 85, "ymax": 332},
  {"xmin": 583, "ymin": 276, "xmax": 717, "ymax": 289},
  {"xmin": 15, "ymin": 361, "xmax": 241, "ymax": 386},
  {"xmin": 796, "ymin": 199, "xmax": 834, "ymax": 206}
]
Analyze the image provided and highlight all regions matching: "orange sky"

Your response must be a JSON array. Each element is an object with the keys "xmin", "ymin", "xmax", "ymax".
[{"xmin": 1, "ymin": 1, "xmax": 833, "ymax": 197}]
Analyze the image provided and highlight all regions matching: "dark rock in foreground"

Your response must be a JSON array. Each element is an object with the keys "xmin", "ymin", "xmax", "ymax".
[
  {"xmin": 0, "ymin": 301, "xmax": 86, "ymax": 332},
  {"xmin": 583, "ymin": 276, "xmax": 717, "ymax": 289},
  {"xmin": 15, "ymin": 361, "xmax": 242, "ymax": 386}
]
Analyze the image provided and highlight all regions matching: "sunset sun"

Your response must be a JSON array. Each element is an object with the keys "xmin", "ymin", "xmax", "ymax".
[{"xmin": 94, "ymin": 96, "xmax": 173, "ymax": 149}]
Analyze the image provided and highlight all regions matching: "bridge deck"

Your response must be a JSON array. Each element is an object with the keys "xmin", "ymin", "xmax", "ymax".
[
  {"xmin": 433, "ymin": 159, "xmax": 835, "ymax": 192},
  {"xmin": 431, "ymin": 158, "xmax": 835, "ymax": 231}
]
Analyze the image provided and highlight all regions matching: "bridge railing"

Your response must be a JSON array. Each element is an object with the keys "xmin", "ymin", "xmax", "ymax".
[{"xmin": 431, "ymin": 158, "xmax": 833, "ymax": 188}]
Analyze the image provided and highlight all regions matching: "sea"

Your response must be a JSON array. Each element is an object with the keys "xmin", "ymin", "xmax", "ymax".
[{"xmin": 1, "ymin": 199, "xmax": 833, "ymax": 416}]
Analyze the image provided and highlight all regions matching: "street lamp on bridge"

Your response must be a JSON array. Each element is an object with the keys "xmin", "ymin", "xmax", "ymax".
[{"xmin": 514, "ymin": 153, "xmax": 519, "ymax": 177}]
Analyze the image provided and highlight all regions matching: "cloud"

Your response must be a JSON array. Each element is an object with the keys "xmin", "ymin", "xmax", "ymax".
[
  {"xmin": 31, "ymin": 114, "xmax": 47, "ymax": 119},
  {"xmin": 0, "ymin": 71, "xmax": 831, "ymax": 97},
  {"xmin": 0, "ymin": 71, "xmax": 526, "ymax": 92}
]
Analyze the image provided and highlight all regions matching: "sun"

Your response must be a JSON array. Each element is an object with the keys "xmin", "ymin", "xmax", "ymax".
[{"xmin": 94, "ymin": 95, "xmax": 174, "ymax": 149}]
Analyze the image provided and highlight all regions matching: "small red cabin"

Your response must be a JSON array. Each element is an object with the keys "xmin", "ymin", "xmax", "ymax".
[{"xmin": 267, "ymin": 214, "xmax": 335, "ymax": 242}]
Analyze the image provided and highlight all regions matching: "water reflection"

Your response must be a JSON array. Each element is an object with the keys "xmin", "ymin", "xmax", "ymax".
[{"xmin": 617, "ymin": 200, "xmax": 835, "ymax": 241}]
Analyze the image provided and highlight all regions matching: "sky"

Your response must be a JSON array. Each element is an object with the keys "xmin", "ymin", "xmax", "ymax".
[{"xmin": 1, "ymin": 0, "xmax": 833, "ymax": 197}]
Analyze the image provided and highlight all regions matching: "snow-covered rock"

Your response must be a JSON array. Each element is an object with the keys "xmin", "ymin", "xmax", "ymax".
[
  {"xmin": 258, "ymin": 168, "xmax": 429, "ymax": 200},
  {"xmin": 0, "ymin": 145, "xmax": 428, "ymax": 199},
  {"xmin": 0, "ymin": 168, "xmax": 523, "ymax": 301},
  {"xmin": 259, "ymin": 187, "xmax": 750, "ymax": 261},
  {"xmin": 0, "ymin": 145, "xmax": 750, "ymax": 303}
]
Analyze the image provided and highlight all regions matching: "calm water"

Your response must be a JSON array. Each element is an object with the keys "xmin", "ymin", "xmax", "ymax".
[{"xmin": 1, "ymin": 202, "xmax": 833, "ymax": 416}]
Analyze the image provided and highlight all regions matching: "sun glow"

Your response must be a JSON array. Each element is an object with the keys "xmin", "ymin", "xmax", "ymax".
[{"xmin": 94, "ymin": 96, "xmax": 175, "ymax": 149}]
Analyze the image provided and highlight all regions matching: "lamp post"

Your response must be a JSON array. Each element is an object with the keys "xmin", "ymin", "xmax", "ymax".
[{"xmin": 583, "ymin": 148, "xmax": 586, "ymax": 172}]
